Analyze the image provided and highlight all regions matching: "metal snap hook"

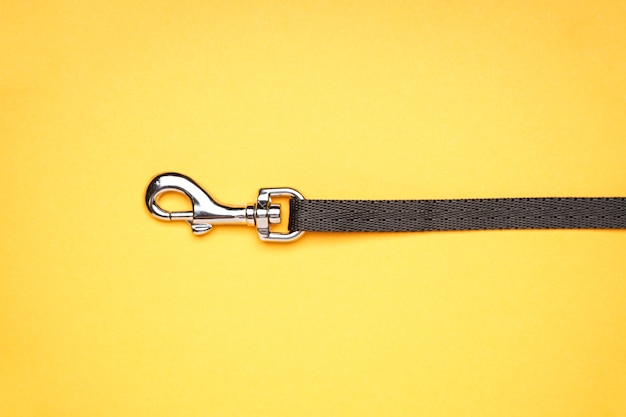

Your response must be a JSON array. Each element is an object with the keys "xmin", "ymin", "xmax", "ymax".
[{"xmin": 145, "ymin": 172, "xmax": 305, "ymax": 241}]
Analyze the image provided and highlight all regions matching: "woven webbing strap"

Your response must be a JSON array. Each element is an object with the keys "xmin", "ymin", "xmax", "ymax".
[{"xmin": 289, "ymin": 197, "xmax": 626, "ymax": 232}]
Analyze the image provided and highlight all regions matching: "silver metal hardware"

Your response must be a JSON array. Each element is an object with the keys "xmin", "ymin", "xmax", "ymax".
[{"xmin": 145, "ymin": 173, "xmax": 304, "ymax": 242}]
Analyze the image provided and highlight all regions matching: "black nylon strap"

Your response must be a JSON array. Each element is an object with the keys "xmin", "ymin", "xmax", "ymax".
[{"xmin": 289, "ymin": 197, "xmax": 626, "ymax": 232}]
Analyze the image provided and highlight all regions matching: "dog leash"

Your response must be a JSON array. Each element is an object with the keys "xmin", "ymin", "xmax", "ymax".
[{"xmin": 146, "ymin": 173, "xmax": 626, "ymax": 242}]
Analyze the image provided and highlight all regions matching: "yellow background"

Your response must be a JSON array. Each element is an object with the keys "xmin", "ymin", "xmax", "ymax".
[{"xmin": 2, "ymin": 1, "xmax": 625, "ymax": 416}]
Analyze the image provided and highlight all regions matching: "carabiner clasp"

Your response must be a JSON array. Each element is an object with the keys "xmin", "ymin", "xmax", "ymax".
[{"xmin": 145, "ymin": 173, "xmax": 304, "ymax": 242}]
